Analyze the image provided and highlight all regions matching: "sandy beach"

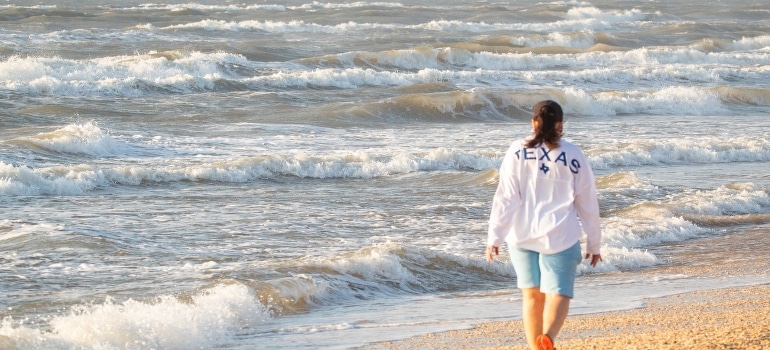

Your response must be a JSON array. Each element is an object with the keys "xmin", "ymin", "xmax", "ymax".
[{"xmin": 362, "ymin": 283, "xmax": 770, "ymax": 350}]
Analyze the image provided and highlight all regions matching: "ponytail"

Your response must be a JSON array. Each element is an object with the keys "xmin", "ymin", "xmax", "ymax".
[{"xmin": 525, "ymin": 100, "xmax": 563, "ymax": 149}]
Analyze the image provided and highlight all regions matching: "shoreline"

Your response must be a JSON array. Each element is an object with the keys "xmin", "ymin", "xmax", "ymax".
[
  {"xmin": 361, "ymin": 226, "xmax": 770, "ymax": 349},
  {"xmin": 361, "ymin": 283, "xmax": 770, "ymax": 349}
]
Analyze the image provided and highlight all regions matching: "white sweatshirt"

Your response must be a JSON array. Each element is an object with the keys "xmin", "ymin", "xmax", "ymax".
[{"xmin": 487, "ymin": 139, "xmax": 601, "ymax": 255}]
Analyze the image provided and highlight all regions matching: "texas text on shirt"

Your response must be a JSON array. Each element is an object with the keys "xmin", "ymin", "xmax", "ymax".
[{"xmin": 487, "ymin": 139, "xmax": 601, "ymax": 255}]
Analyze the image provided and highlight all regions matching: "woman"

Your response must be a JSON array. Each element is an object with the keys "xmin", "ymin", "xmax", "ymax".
[{"xmin": 486, "ymin": 100, "xmax": 602, "ymax": 350}]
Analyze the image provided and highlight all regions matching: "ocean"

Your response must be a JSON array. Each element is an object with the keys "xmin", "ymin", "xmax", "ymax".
[{"xmin": 1, "ymin": 0, "xmax": 769, "ymax": 349}]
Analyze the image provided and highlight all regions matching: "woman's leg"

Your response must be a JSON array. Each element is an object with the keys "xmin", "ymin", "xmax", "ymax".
[
  {"xmin": 543, "ymin": 293, "xmax": 571, "ymax": 339},
  {"xmin": 538, "ymin": 242, "xmax": 581, "ymax": 345},
  {"xmin": 521, "ymin": 287, "xmax": 546, "ymax": 350}
]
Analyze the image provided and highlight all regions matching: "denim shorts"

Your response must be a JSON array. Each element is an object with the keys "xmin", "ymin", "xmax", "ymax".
[{"xmin": 510, "ymin": 241, "xmax": 582, "ymax": 298}]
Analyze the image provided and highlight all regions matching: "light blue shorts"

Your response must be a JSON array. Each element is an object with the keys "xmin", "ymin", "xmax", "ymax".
[{"xmin": 510, "ymin": 241, "xmax": 582, "ymax": 298}]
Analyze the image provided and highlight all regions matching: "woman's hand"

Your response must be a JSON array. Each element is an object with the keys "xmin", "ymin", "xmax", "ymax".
[
  {"xmin": 585, "ymin": 253, "xmax": 602, "ymax": 267},
  {"xmin": 486, "ymin": 246, "xmax": 499, "ymax": 262}
]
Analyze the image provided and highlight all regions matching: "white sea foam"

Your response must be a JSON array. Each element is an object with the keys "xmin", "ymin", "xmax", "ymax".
[
  {"xmin": 602, "ymin": 212, "xmax": 706, "ymax": 249},
  {"xmin": 244, "ymin": 67, "xmax": 432, "ymax": 88},
  {"xmin": 318, "ymin": 242, "xmax": 514, "ymax": 281},
  {"xmin": 0, "ymin": 4, "xmax": 56, "ymax": 9},
  {"xmin": 129, "ymin": 2, "xmax": 408, "ymax": 12},
  {"xmin": 2, "ymin": 39, "xmax": 768, "ymax": 104},
  {"xmin": 0, "ymin": 284, "xmax": 269, "ymax": 350},
  {"xmin": 671, "ymin": 183, "xmax": 770, "ymax": 216},
  {"xmin": 0, "ymin": 147, "xmax": 502, "ymax": 195},
  {"xmin": 2, "ymin": 132, "xmax": 767, "ymax": 195},
  {"xmin": 0, "ymin": 52, "xmax": 250, "ymax": 96},
  {"xmin": 727, "ymin": 35, "xmax": 770, "ymax": 51},
  {"xmin": 134, "ymin": 3, "xmax": 287, "ymax": 11},
  {"xmin": 444, "ymin": 6, "xmax": 645, "ymax": 33},
  {"xmin": 290, "ymin": 2, "xmax": 407, "ymax": 10},
  {"xmin": 160, "ymin": 7, "xmax": 647, "ymax": 34},
  {"xmin": 588, "ymin": 135, "xmax": 770, "ymax": 169},
  {"xmin": 508, "ymin": 32, "xmax": 598, "ymax": 49},
  {"xmin": 9, "ymin": 122, "xmax": 121, "ymax": 156},
  {"xmin": 162, "ymin": 19, "xmax": 390, "ymax": 33},
  {"xmin": 590, "ymin": 182, "xmax": 770, "ymax": 273},
  {"xmin": 0, "ymin": 222, "xmax": 63, "ymax": 242},
  {"xmin": 577, "ymin": 246, "xmax": 659, "ymax": 274},
  {"xmin": 468, "ymin": 47, "xmax": 770, "ymax": 72}
]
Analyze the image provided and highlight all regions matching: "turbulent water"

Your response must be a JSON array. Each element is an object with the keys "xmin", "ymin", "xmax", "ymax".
[{"xmin": 1, "ymin": 0, "xmax": 769, "ymax": 349}]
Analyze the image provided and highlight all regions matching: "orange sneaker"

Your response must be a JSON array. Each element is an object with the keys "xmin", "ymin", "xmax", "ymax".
[{"xmin": 536, "ymin": 334, "xmax": 554, "ymax": 350}]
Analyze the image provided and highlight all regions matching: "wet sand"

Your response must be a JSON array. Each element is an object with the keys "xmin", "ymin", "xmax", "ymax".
[{"xmin": 362, "ymin": 283, "xmax": 770, "ymax": 350}]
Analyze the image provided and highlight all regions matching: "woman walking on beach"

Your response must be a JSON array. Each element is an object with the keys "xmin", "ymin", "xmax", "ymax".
[{"xmin": 485, "ymin": 100, "xmax": 602, "ymax": 350}]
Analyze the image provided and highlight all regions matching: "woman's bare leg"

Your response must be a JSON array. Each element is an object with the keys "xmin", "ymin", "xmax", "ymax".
[
  {"xmin": 521, "ymin": 288, "xmax": 546, "ymax": 350},
  {"xmin": 543, "ymin": 293, "xmax": 571, "ymax": 339}
]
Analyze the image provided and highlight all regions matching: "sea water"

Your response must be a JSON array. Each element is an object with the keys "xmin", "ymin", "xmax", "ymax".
[{"xmin": 1, "ymin": 0, "xmax": 769, "ymax": 349}]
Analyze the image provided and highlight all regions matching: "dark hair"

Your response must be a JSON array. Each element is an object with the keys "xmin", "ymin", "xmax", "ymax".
[{"xmin": 525, "ymin": 100, "xmax": 563, "ymax": 149}]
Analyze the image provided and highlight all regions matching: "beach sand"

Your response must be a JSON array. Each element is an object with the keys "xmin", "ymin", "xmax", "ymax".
[{"xmin": 363, "ymin": 284, "xmax": 770, "ymax": 350}]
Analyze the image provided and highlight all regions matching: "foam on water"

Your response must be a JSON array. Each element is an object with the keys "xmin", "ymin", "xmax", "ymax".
[
  {"xmin": 0, "ymin": 52, "xmax": 250, "ymax": 96},
  {"xmin": 133, "ymin": 3, "xmax": 288, "ymax": 11},
  {"xmin": 671, "ymin": 183, "xmax": 770, "ymax": 216},
  {"xmin": 589, "ymin": 135, "xmax": 770, "ymax": 169},
  {"xmin": 130, "ymin": 2, "xmax": 412, "ymax": 12},
  {"xmin": 0, "ymin": 221, "xmax": 62, "ymax": 242},
  {"xmin": 0, "ymin": 284, "xmax": 269, "ymax": 350},
  {"xmin": 159, "ymin": 6, "xmax": 647, "ymax": 34},
  {"xmin": 594, "ymin": 182, "xmax": 770, "ymax": 271},
  {"xmin": 3, "ymin": 48, "xmax": 768, "ymax": 119},
  {"xmin": 7, "ymin": 122, "xmax": 121, "ymax": 156},
  {"xmin": 3, "ymin": 127, "xmax": 768, "ymax": 195}
]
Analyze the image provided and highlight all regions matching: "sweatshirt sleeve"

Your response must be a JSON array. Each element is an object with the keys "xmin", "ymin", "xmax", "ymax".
[
  {"xmin": 573, "ymin": 152, "xmax": 601, "ymax": 255},
  {"xmin": 487, "ymin": 143, "xmax": 522, "ymax": 247}
]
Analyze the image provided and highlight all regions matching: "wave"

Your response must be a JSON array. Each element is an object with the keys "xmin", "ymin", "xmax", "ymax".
[
  {"xmin": 0, "ymin": 7, "xmax": 91, "ymax": 21},
  {"xmin": 669, "ymin": 183, "xmax": 770, "ymax": 217},
  {"xmin": 484, "ymin": 31, "xmax": 617, "ymax": 50},
  {"xmin": 0, "ymin": 283, "xmax": 270, "ymax": 350},
  {"xmin": 342, "ymin": 89, "xmax": 541, "ymax": 122},
  {"xmin": 0, "ymin": 147, "xmax": 500, "ymax": 195},
  {"xmin": 609, "ymin": 183, "xmax": 769, "ymax": 240},
  {"xmin": 128, "ymin": 2, "xmax": 409, "ymax": 12},
  {"xmin": 423, "ymin": 169, "xmax": 500, "ymax": 188},
  {"xmin": 282, "ymin": 243, "xmax": 512, "ymax": 302},
  {"xmin": 588, "ymin": 135, "xmax": 770, "ymax": 169},
  {"xmin": 162, "ymin": 19, "xmax": 390, "ymax": 33},
  {"xmin": 3, "ymin": 45, "xmax": 768, "ymax": 105},
  {"xmin": 3, "ymin": 123, "xmax": 768, "ymax": 195},
  {"xmin": 6, "ymin": 122, "xmax": 123, "ymax": 157},
  {"xmin": 1, "ymin": 181, "xmax": 766, "ymax": 347},
  {"xmin": 0, "ymin": 51, "xmax": 251, "ymax": 96},
  {"xmin": 133, "ymin": 3, "xmax": 288, "ymax": 12},
  {"xmin": 160, "ymin": 7, "xmax": 647, "ymax": 34},
  {"xmin": 341, "ymin": 86, "xmax": 770, "ymax": 122},
  {"xmin": 0, "ymin": 220, "xmax": 62, "ymax": 242},
  {"xmin": 301, "ymin": 44, "xmax": 770, "ymax": 74},
  {"xmin": 682, "ymin": 213, "xmax": 770, "ymax": 227},
  {"xmin": 595, "ymin": 172, "xmax": 653, "ymax": 191},
  {"xmin": 0, "ymin": 242, "xmax": 507, "ymax": 349},
  {"xmin": 691, "ymin": 35, "xmax": 770, "ymax": 52},
  {"xmin": 714, "ymin": 86, "xmax": 770, "ymax": 106}
]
